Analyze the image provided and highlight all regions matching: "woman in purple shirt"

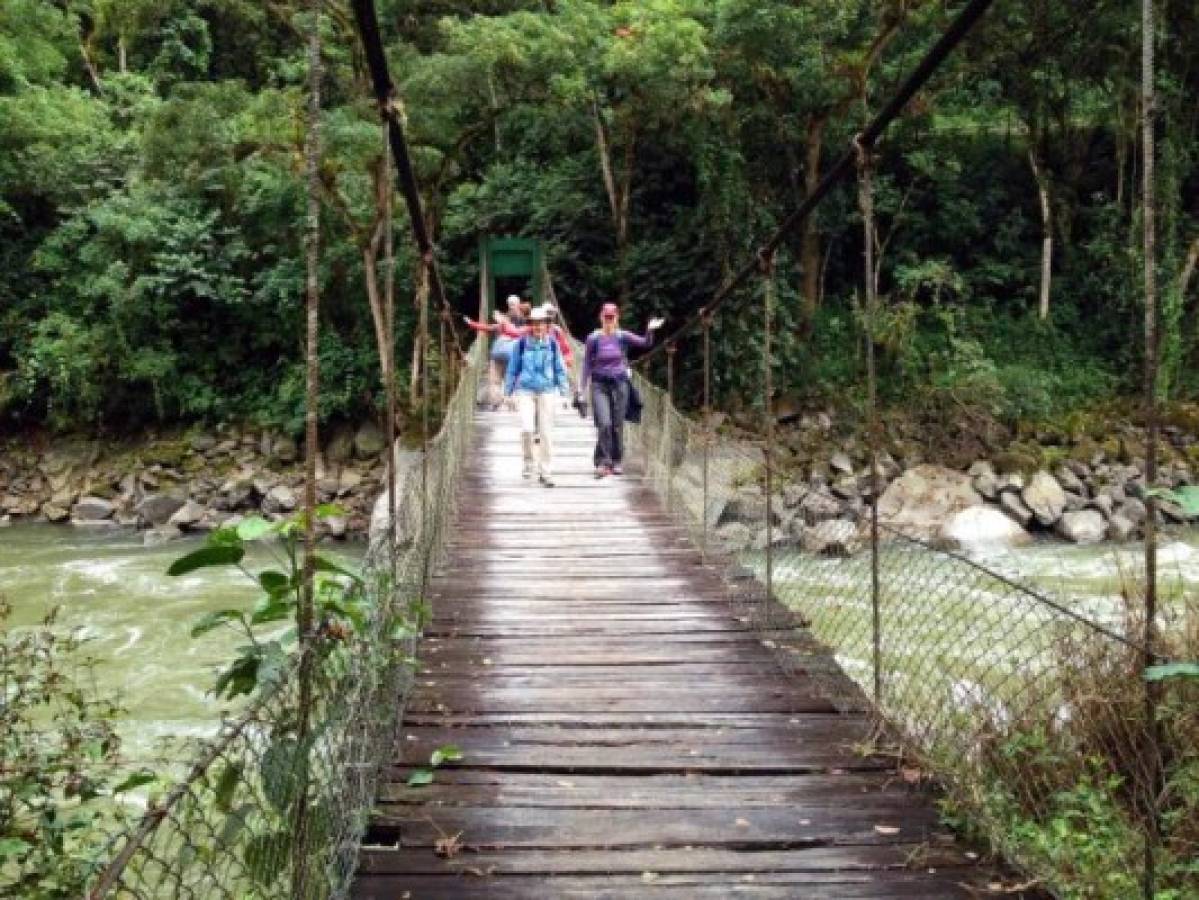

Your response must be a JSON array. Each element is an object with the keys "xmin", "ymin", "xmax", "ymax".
[{"xmin": 581, "ymin": 302, "xmax": 664, "ymax": 477}]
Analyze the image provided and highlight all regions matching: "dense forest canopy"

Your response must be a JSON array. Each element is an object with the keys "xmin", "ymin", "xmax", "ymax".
[{"xmin": 1, "ymin": 0, "xmax": 1196, "ymax": 436}]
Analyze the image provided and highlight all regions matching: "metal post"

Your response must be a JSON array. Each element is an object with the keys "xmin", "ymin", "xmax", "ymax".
[
  {"xmin": 1139, "ymin": 1, "xmax": 1160, "ymax": 894},
  {"xmin": 856, "ymin": 134, "xmax": 882, "ymax": 705},
  {"xmin": 419, "ymin": 253, "xmax": 431, "ymax": 578},
  {"xmin": 383, "ymin": 122, "xmax": 398, "ymax": 593},
  {"xmin": 760, "ymin": 252, "xmax": 776, "ymax": 607},
  {"xmin": 666, "ymin": 343, "xmax": 677, "ymax": 513},
  {"xmin": 701, "ymin": 315, "xmax": 712, "ymax": 562}
]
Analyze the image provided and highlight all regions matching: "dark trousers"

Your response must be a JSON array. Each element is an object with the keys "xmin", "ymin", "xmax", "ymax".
[{"xmin": 591, "ymin": 377, "xmax": 630, "ymax": 468}]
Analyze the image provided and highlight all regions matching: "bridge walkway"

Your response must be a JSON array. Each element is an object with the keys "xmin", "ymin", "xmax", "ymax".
[{"xmin": 352, "ymin": 409, "xmax": 1004, "ymax": 898}]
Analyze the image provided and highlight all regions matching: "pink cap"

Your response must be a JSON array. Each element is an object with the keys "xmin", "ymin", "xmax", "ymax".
[{"xmin": 600, "ymin": 302, "xmax": 619, "ymax": 319}]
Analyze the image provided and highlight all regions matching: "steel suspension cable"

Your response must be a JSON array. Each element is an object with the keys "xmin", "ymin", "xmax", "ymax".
[
  {"xmin": 349, "ymin": 0, "xmax": 462, "ymax": 357},
  {"xmin": 638, "ymin": 0, "xmax": 999, "ymax": 368}
]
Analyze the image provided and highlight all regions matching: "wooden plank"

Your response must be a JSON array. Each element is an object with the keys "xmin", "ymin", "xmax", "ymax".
[
  {"xmin": 368, "ymin": 805, "xmax": 944, "ymax": 849},
  {"xmin": 357, "ymin": 842, "xmax": 976, "ymax": 875},
  {"xmin": 375, "ymin": 770, "xmax": 923, "ymax": 808},
  {"xmin": 353, "ymin": 873, "xmax": 1004, "ymax": 899}
]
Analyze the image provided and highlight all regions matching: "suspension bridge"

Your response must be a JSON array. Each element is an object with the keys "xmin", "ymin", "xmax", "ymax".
[
  {"xmin": 84, "ymin": 0, "xmax": 1181, "ymax": 896},
  {"xmin": 349, "ymin": 408, "xmax": 1013, "ymax": 898}
]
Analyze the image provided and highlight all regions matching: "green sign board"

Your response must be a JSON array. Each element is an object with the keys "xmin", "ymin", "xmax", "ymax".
[{"xmin": 478, "ymin": 237, "xmax": 544, "ymax": 319}]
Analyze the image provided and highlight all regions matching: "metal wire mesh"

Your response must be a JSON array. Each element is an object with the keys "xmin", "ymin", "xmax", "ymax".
[
  {"xmin": 627, "ymin": 366, "xmax": 1198, "ymax": 899},
  {"xmin": 86, "ymin": 343, "xmax": 483, "ymax": 900}
]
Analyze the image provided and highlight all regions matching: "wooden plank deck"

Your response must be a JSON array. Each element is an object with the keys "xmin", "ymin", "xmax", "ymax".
[{"xmin": 353, "ymin": 409, "xmax": 1022, "ymax": 898}]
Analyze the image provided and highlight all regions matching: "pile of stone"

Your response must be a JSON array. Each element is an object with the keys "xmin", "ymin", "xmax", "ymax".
[
  {"xmin": 711, "ymin": 448, "xmax": 1195, "ymax": 556},
  {"xmin": 0, "ymin": 420, "xmax": 392, "ymax": 543}
]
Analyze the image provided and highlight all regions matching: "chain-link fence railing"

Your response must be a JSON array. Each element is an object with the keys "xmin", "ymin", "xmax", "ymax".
[
  {"xmin": 628, "ymin": 366, "xmax": 1198, "ymax": 900},
  {"xmin": 86, "ymin": 343, "xmax": 483, "ymax": 900}
]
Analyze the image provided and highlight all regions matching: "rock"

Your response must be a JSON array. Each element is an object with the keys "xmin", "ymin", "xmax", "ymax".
[
  {"xmin": 715, "ymin": 522, "xmax": 753, "ymax": 552},
  {"xmin": 326, "ymin": 426, "xmax": 356, "ymax": 463},
  {"xmin": 1106, "ymin": 514, "xmax": 1136, "ymax": 542},
  {"xmin": 720, "ymin": 491, "xmax": 776, "ymax": 526},
  {"xmin": 1021, "ymin": 471, "xmax": 1067, "ymax": 527},
  {"xmin": 272, "ymin": 436, "xmax": 299, "ymax": 464},
  {"xmin": 1053, "ymin": 464, "xmax": 1087, "ymax": 496},
  {"xmin": 877, "ymin": 465, "xmax": 982, "ymax": 540},
  {"xmin": 970, "ymin": 461, "xmax": 998, "ymax": 500},
  {"xmin": 338, "ymin": 469, "xmax": 364, "ymax": 496},
  {"xmin": 996, "ymin": 471, "xmax": 1025, "ymax": 494},
  {"xmin": 325, "ymin": 516, "xmax": 348, "ymax": 540},
  {"xmin": 830, "ymin": 476, "xmax": 859, "ymax": 501},
  {"xmin": 353, "ymin": 421, "xmax": 386, "ymax": 460},
  {"xmin": 143, "ymin": 525, "xmax": 184, "ymax": 547},
  {"xmin": 190, "ymin": 433, "xmax": 217, "ymax": 453},
  {"xmin": 168, "ymin": 500, "xmax": 207, "ymax": 529},
  {"xmin": 940, "ymin": 505, "xmax": 1032, "ymax": 550},
  {"xmin": 43, "ymin": 503, "xmax": 69, "ymax": 523},
  {"xmin": 801, "ymin": 519, "xmax": 861, "ymax": 556},
  {"xmin": 1121, "ymin": 497, "xmax": 1148, "ymax": 524},
  {"xmin": 71, "ymin": 496, "xmax": 115, "ymax": 521},
  {"xmin": 1055, "ymin": 510, "xmax": 1106, "ymax": 544},
  {"xmin": 263, "ymin": 485, "xmax": 298, "ymax": 514},
  {"xmin": 998, "ymin": 491, "xmax": 1034, "ymax": 527},
  {"xmin": 1088, "ymin": 493, "xmax": 1115, "ymax": 519},
  {"xmin": 368, "ymin": 450, "xmax": 425, "ymax": 555},
  {"xmin": 829, "ymin": 451, "xmax": 854, "ymax": 477},
  {"xmin": 782, "ymin": 483, "xmax": 808, "ymax": 508},
  {"xmin": 137, "ymin": 493, "xmax": 186, "ymax": 526},
  {"xmin": 1063, "ymin": 491, "xmax": 1088, "ymax": 512},
  {"xmin": 0, "ymin": 514, "xmax": 10, "ymax": 527},
  {"xmin": 799, "ymin": 490, "xmax": 844, "ymax": 525},
  {"xmin": 1064, "ymin": 459, "xmax": 1092, "ymax": 482}
]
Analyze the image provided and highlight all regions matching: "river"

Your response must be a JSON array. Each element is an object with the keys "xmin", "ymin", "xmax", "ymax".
[
  {"xmin": 4, "ymin": 523, "xmax": 1195, "ymax": 766},
  {"xmin": 1, "ymin": 524, "xmax": 364, "ymax": 766}
]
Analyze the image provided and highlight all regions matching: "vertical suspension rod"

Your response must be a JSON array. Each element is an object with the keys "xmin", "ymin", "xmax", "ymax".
[
  {"xmin": 1140, "ymin": 0, "xmax": 1161, "ymax": 895},
  {"xmin": 701, "ymin": 316, "xmax": 712, "ymax": 562},
  {"xmin": 856, "ymin": 135, "xmax": 883, "ymax": 705},
  {"xmin": 759, "ymin": 251, "xmax": 776, "ymax": 607}
]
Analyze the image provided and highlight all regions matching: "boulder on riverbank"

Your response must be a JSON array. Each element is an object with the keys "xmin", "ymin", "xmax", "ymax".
[
  {"xmin": 877, "ymin": 465, "xmax": 982, "ymax": 541},
  {"xmin": 940, "ymin": 505, "xmax": 1032, "ymax": 550}
]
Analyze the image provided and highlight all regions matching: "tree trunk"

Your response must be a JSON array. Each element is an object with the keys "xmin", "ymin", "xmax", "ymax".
[
  {"xmin": 1178, "ymin": 237, "xmax": 1199, "ymax": 303},
  {"xmin": 592, "ymin": 99, "xmax": 633, "ymax": 301},
  {"xmin": 1028, "ymin": 147, "xmax": 1053, "ymax": 321},
  {"xmin": 800, "ymin": 115, "xmax": 827, "ymax": 325},
  {"xmin": 118, "ymin": 35, "xmax": 127, "ymax": 73}
]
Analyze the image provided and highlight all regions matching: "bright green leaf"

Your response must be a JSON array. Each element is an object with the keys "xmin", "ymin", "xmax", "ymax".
[
  {"xmin": 168, "ymin": 545, "xmax": 245, "ymax": 576},
  {"xmin": 1145, "ymin": 662, "xmax": 1199, "ymax": 682},
  {"xmin": 430, "ymin": 745, "xmax": 463, "ymax": 767}
]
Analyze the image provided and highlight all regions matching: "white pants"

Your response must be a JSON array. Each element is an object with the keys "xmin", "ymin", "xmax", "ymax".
[{"xmin": 516, "ymin": 391, "xmax": 556, "ymax": 477}]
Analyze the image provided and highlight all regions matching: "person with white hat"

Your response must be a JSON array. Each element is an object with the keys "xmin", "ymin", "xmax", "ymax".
[{"xmin": 503, "ymin": 306, "xmax": 570, "ymax": 486}]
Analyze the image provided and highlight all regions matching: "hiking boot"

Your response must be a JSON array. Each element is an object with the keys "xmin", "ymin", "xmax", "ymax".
[
  {"xmin": 522, "ymin": 463, "xmax": 534, "ymax": 480},
  {"xmin": 612, "ymin": 464, "xmax": 623, "ymax": 475},
  {"xmin": 539, "ymin": 474, "xmax": 555, "ymax": 487},
  {"xmin": 595, "ymin": 466, "xmax": 611, "ymax": 479}
]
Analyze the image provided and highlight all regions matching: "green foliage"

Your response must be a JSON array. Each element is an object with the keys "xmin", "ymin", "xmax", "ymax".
[
  {"xmin": 0, "ymin": 600, "xmax": 151, "ymax": 898},
  {"xmin": 407, "ymin": 744, "xmax": 464, "ymax": 788},
  {"xmin": 167, "ymin": 510, "xmax": 366, "ymax": 700}
]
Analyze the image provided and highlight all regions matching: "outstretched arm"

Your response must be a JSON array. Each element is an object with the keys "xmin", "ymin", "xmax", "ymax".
[{"xmin": 463, "ymin": 316, "xmax": 498, "ymax": 333}]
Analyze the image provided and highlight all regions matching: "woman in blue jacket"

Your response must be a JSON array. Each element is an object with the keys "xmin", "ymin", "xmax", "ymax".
[{"xmin": 504, "ymin": 307, "xmax": 570, "ymax": 486}]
